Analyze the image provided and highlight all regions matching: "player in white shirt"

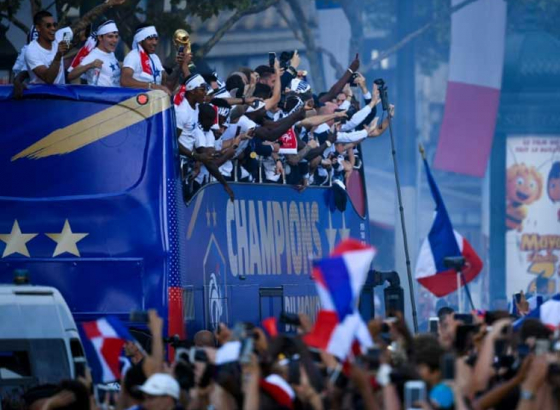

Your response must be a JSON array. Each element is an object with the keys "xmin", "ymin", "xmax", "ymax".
[
  {"xmin": 24, "ymin": 11, "xmax": 70, "ymax": 85},
  {"xmin": 177, "ymin": 74, "xmax": 208, "ymax": 157},
  {"xmin": 67, "ymin": 20, "xmax": 121, "ymax": 87},
  {"xmin": 121, "ymin": 25, "xmax": 188, "ymax": 95}
]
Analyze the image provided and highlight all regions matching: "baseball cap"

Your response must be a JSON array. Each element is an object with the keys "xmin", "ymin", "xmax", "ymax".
[{"xmin": 138, "ymin": 373, "xmax": 180, "ymax": 400}]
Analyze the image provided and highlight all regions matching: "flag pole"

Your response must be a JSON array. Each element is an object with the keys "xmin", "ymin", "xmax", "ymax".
[
  {"xmin": 457, "ymin": 271, "xmax": 463, "ymax": 311},
  {"xmin": 377, "ymin": 78, "xmax": 419, "ymax": 333}
]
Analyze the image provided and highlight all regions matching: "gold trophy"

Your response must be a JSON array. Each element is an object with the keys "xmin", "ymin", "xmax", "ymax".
[{"xmin": 173, "ymin": 29, "xmax": 195, "ymax": 71}]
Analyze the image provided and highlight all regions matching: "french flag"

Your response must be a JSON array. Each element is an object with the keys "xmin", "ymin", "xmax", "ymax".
[
  {"xmin": 68, "ymin": 34, "xmax": 97, "ymax": 72},
  {"xmin": 433, "ymin": 0, "xmax": 507, "ymax": 177},
  {"xmin": 514, "ymin": 294, "xmax": 560, "ymax": 331},
  {"xmin": 260, "ymin": 374, "xmax": 295, "ymax": 409},
  {"xmin": 415, "ymin": 157, "xmax": 483, "ymax": 297},
  {"xmin": 79, "ymin": 316, "xmax": 134, "ymax": 384},
  {"xmin": 304, "ymin": 239, "xmax": 376, "ymax": 359}
]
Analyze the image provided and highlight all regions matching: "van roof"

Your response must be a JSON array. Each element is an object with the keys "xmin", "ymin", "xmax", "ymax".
[{"xmin": 0, "ymin": 285, "xmax": 78, "ymax": 339}]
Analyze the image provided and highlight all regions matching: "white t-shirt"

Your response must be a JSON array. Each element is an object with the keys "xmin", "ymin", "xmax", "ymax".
[
  {"xmin": 79, "ymin": 48, "xmax": 121, "ymax": 87},
  {"xmin": 25, "ymin": 40, "xmax": 65, "ymax": 84},
  {"xmin": 195, "ymin": 129, "xmax": 216, "ymax": 149},
  {"xmin": 178, "ymin": 102, "xmax": 200, "ymax": 152},
  {"xmin": 12, "ymin": 45, "xmax": 28, "ymax": 76},
  {"xmin": 122, "ymin": 49, "xmax": 164, "ymax": 85},
  {"xmin": 221, "ymin": 116, "xmax": 257, "ymax": 158}
]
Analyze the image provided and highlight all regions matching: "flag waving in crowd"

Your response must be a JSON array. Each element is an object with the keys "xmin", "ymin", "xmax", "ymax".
[
  {"xmin": 415, "ymin": 150, "xmax": 483, "ymax": 297},
  {"xmin": 79, "ymin": 316, "xmax": 134, "ymax": 384},
  {"xmin": 304, "ymin": 239, "xmax": 376, "ymax": 359}
]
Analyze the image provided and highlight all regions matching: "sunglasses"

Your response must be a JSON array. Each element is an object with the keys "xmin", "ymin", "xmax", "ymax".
[{"xmin": 44, "ymin": 22, "xmax": 58, "ymax": 29}]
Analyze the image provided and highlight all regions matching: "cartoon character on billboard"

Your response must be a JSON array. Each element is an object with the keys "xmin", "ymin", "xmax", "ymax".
[
  {"xmin": 506, "ymin": 163, "xmax": 543, "ymax": 231},
  {"xmin": 547, "ymin": 161, "xmax": 560, "ymax": 221}
]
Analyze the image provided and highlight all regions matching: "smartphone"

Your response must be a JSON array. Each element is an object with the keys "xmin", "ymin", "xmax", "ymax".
[
  {"xmin": 441, "ymin": 353, "xmax": 455, "ymax": 381},
  {"xmin": 494, "ymin": 339, "xmax": 507, "ymax": 358},
  {"xmin": 455, "ymin": 324, "xmax": 479, "ymax": 354},
  {"xmin": 62, "ymin": 32, "xmax": 70, "ymax": 46},
  {"xmin": 404, "ymin": 380, "xmax": 427, "ymax": 410},
  {"xmin": 239, "ymin": 337, "xmax": 254, "ymax": 364},
  {"xmin": 514, "ymin": 292, "xmax": 522, "ymax": 304},
  {"xmin": 178, "ymin": 45, "xmax": 185, "ymax": 54},
  {"xmin": 454, "ymin": 313, "xmax": 474, "ymax": 325},
  {"xmin": 279, "ymin": 311, "xmax": 301, "ymax": 326},
  {"xmin": 268, "ymin": 52, "xmax": 276, "ymax": 68},
  {"xmin": 429, "ymin": 317, "xmax": 439, "ymax": 334},
  {"xmin": 308, "ymin": 348, "xmax": 322, "ymax": 363},
  {"xmin": 189, "ymin": 348, "xmax": 208, "ymax": 363},
  {"xmin": 288, "ymin": 358, "xmax": 300, "ymax": 385},
  {"xmin": 535, "ymin": 339, "xmax": 550, "ymax": 356},
  {"xmin": 129, "ymin": 310, "xmax": 149, "ymax": 323}
]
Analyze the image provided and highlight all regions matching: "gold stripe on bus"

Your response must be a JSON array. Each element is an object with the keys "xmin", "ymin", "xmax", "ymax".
[{"xmin": 12, "ymin": 90, "xmax": 171, "ymax": 161}]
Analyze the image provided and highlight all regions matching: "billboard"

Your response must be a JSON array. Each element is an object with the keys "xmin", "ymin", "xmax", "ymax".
[{"xmin": 506, "ymin": 136, "xmax": 560, "ymax": 297}]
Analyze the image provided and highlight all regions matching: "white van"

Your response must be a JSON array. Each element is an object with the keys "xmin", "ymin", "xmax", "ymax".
[{"xmin": 0, "ymin": 284, "xmax": 87, "ymax": 400}]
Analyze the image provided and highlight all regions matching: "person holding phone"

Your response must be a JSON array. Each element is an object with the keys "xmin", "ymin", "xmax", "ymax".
[
  {"xmin": 24, "ymin": 11, "xmax": 70, "ymax": 84},
  {"xmin": 22, "ymin": 2, "xmax": 127, "ymax": 86}
]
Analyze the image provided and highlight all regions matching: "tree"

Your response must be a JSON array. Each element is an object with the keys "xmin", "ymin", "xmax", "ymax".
[{"xmin": 1, "ymin": 0, "xmax": 281, "ymax": 67}]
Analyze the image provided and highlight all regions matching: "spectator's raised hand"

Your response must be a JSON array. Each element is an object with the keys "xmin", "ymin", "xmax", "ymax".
[
  {"xmin": 147, "ymin": 309, "xmax": 163, "ymax": 337},
  {"xmin": 290, "ymin": 50, "xmax": 301, "ymax": 69},
  {"xmin": 215, "ymin": 322, "xmax": 232, "ymax": 345}
]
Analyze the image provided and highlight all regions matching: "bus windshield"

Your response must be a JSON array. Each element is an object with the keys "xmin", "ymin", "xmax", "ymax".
[{"xmin": 0, "ymin": 94, "xmax": 152, "ymax": 198}]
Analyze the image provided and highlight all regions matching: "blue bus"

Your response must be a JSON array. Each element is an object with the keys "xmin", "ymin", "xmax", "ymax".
[{"xmin": 0, "ymin": 86, "xmax": 372, "ymax": 338}]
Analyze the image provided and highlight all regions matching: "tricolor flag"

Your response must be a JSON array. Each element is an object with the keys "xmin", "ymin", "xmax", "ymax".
[
  {"xmin": 415, "ymin": 157, "xmax": 483, "ymax": 297},
  {"xmin": 514, "ymin": 294, "xmax": 560, "ymax": 330},
  {"xmin": 69, "ymin": 34, "xmax": 97, "ymax": 72},
  {"xmin": 79, "ymin": 316, "xmax": 134, "ymax": 384},
  {"xmin": 304, "ymin": 239, "xmax": 376, "ymax": 359},
  {"xmin": 260, "ymin": 374, "xmax": 295, "ymax": 409},
  {"xmin": 434, "ymin": 0, "xmax": 507, "ymax": 177}
]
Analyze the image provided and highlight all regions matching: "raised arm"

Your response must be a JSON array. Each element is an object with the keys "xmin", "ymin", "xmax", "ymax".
[
  {"xmin": 264, "ymin": 59, "xmax": 282, "ymax": 111},
  {"xmin": 318, "ymin": 53, "xmax": 359, "ymax": 103}
]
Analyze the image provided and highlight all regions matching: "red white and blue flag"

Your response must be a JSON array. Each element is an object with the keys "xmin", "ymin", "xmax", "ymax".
[
  {"xmin": 79, "ymin": 316, "xmax": 134, "ymax": 384},
  {"xmin": 304, "ymin": 239, "xmax": 376, "ymax": 359},
  {"xmin": 434, "ymin": 0, "xmax": 507, "ymax": 177},
  {"xmin": 415, "ymin": 157, "xmax": 483, "ymax": 297},
  {"xmin": 515, "ymin": 294, "xmax": 560, "ymax": 330}
]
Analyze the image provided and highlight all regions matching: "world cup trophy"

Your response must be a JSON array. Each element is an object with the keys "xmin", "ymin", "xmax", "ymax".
[{"xmin": 173, "ymin": 29, "xmax": 195, "ymax": 71}]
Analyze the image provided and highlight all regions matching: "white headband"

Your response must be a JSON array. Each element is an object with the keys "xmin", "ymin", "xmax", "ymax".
[
  {"xmin": 97, "ymin": 21, "xmax": 118, "ymax": 36},
  {"xmin": 132, "ymin": 26, "xmax": 158, "ymax": 50},
  {"xmin": 185, "ymin": 74, "xmax": 206, "ymax": 91}
]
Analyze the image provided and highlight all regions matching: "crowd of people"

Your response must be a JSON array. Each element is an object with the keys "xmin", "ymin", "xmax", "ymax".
[
  {"xmin": 10, "ymin": 300, "xmax": 560, "ymax": 410},
  {"xmin": 8, "ymin": 4, "xmax": 560, "ymax": 410},
  {"xmin": 11, "ymin": 2, "xmax": 392, "ymax": 203}
]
